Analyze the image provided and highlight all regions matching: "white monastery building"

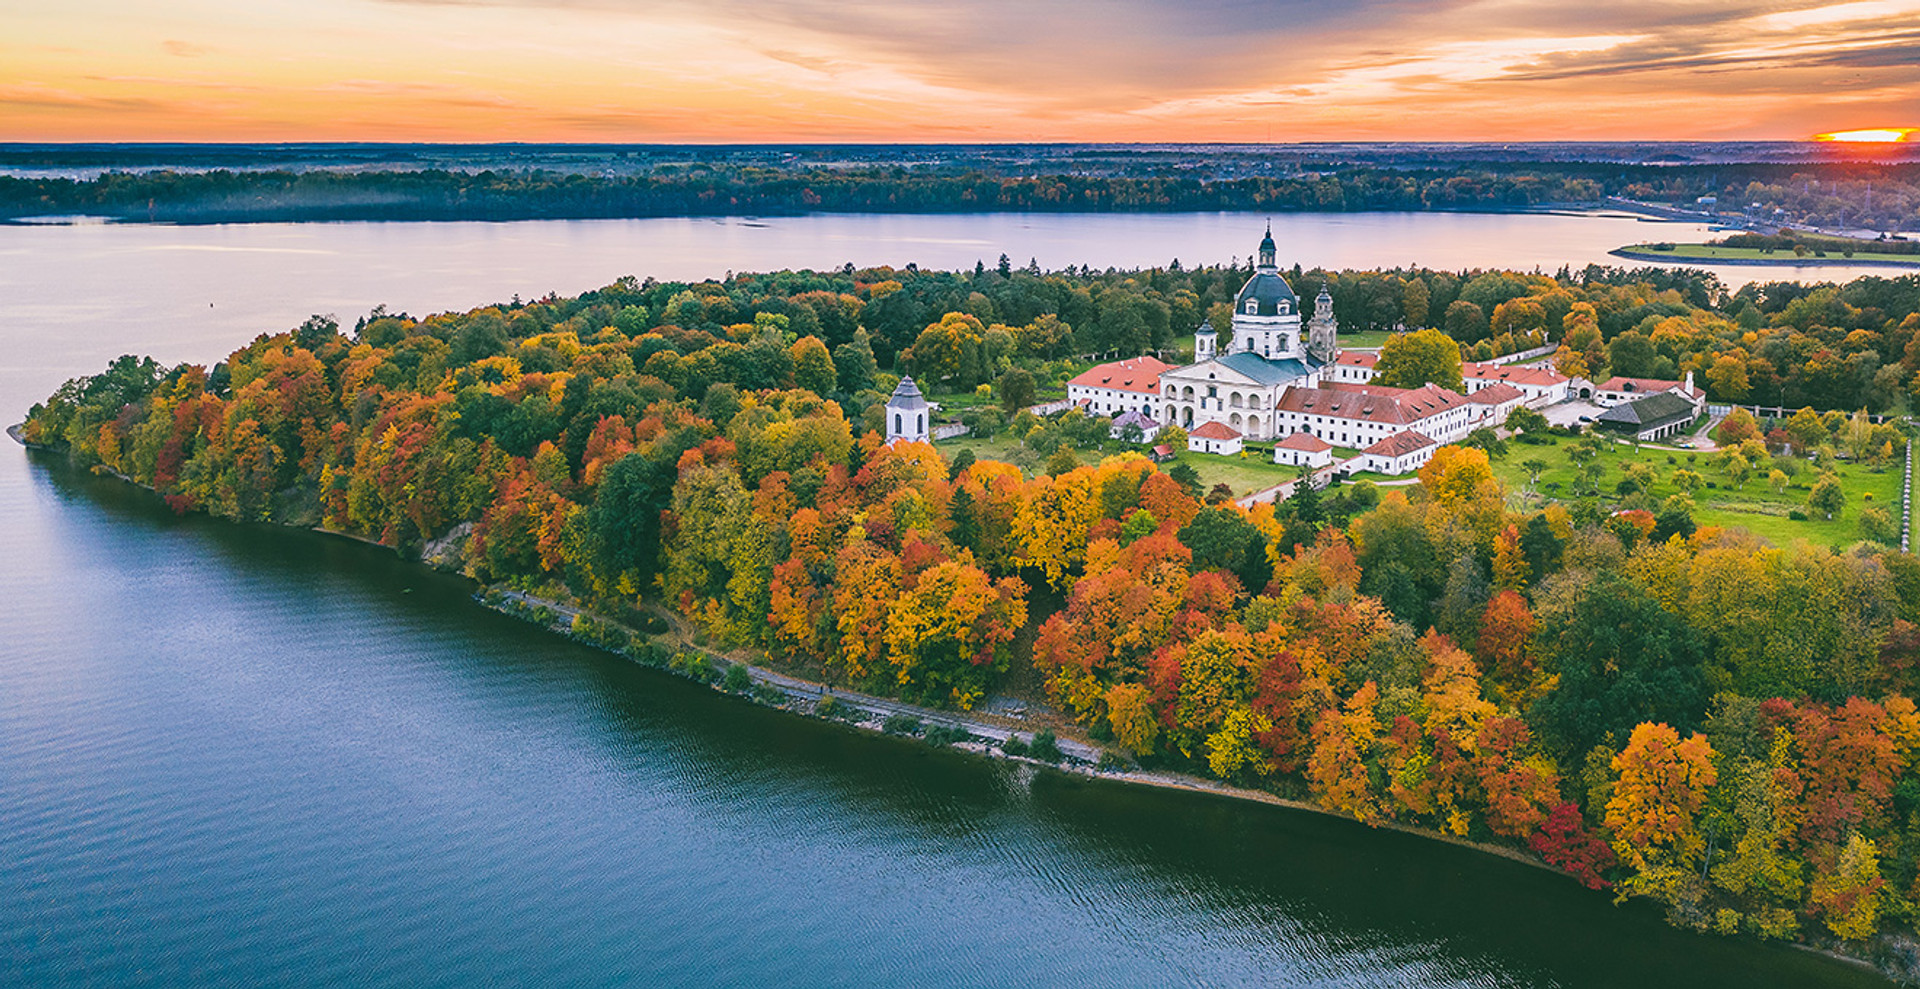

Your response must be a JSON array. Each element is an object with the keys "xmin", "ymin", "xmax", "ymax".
[
  {"xmin": 1156, "ymin": 227, "xmax": 1339, "ymax": 440},
  {"xmin": 1574, "ymin": 372, "xmax": 1707, "ymax": 414},
  {"xmin": 1058, "ymin": 228, "xmax": 1581, "ymax": 473},
  {"xmin": 1273, "ymin": 431, "xmax": 1334, "ymax": 468},
  {"xmin": 1066, "ymin": 356, "xmax": 1170, "ymax": 417},
  {"xmin": 1360, "ymin": 430, "xmax": 1441, "ymax": 475},
  {"xmin": 1188, "ymin": 420, "xmax": 1245, "ymax": 456}
]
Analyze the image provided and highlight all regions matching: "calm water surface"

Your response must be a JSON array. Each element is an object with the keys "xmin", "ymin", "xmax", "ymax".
[{"xmin": 0, "ymin": 212, "xmax": 1900, "ymax": 987}]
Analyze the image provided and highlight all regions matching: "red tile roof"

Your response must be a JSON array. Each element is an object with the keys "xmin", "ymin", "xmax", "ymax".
[
  {"xmin": 1462, "ymin": 362, "xmax": 1568, "ymax": 387},
  {"xmin": 1067, "ymin": 356, "xmax": 1173, "ymax": 395},
  {"xmin": 1335, "ymin": 351, "xmax": 1379, "ymax": 368},
  {"xmin": 1363, "ymin": 430, "xmax": 1437, "ymax": 457},
  {"xmin": 1467, "ymin": 382, "xmax": 1526, "ymax": 405},
  {"xmin": 1275, "ymin": 431, "xmax": 1334, "ymax": 452},
  {"xmin": 1597, "ymin": 376, "xmax": 1703, "ymax": 400},
  {"xmin": 1190, "ymin": 420, "xmax": 1243, "ymax": 440},
  {"xmin": 1275, "ymin": 382, "xmax": 1467, "ymax": 426}
]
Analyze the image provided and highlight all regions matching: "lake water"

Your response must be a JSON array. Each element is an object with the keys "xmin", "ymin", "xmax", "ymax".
[{"xmin": 0, "ymin": 212, "xmax": 1900, "ymax": 987}]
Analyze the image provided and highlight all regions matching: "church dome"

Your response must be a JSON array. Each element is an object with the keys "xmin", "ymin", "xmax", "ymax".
[{"xmin": 1233, "ymin": 270, "xmax": 1299, "ymax": 317}]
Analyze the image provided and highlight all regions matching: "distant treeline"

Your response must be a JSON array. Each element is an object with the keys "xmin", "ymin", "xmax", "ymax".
[
  {"xmin": 0, "ymin": 166, "xmax": 1609, "ymax": 223},
  {"xmin": 1713, "ymin": 231, "xmax": 1920, "ymax": 256}
]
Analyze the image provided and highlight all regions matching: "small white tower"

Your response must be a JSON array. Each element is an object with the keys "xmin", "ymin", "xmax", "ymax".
[
  {"xmin": 885, "ymin": 375, "xmax": 930, "ymax": 444},
  {"xmin": 1194, "ymin": 319, "xmax": 1217, "ymax": 360}
]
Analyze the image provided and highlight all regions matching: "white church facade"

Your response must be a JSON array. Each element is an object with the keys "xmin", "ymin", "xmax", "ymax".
[
  {"xmin": 1060, "ymin": 227, "xmax": 1499, "ymax": 471},
  {"xmin": 1155, "ymin": 226, "xmax": 1338, "ymax": 442}
]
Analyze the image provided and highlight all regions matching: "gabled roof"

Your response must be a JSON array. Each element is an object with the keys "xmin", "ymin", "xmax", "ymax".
[
  {"xmin": 1275, "ymin": 431, "xmax": 1334, "ymax": 452},
  {"xmin": 1363, "ymin": 430, "xmax": 1437, "ymax": 457},
  {"xmin": 1275, "ymin": 381, "xmax": 1467, "ymax": 426},
  {"xmin": 1067, "ymin": 356, "xmax": 1172, "ymax": 395},
  {"xmin": 1467, "ymin": 382, "xmax": 1526, "ymax": 405},
  {"xmin": 1110, "ymin": 409, "xmax": 1156, "ymax": 428},
  {"xmin": 1596, "ymin": 391, "xmax": 1697, "ymax": 428},
  {"xmin": 1597, "ymin": 375, "xmax": 1702, "ymax": 400},
  {"xmin": 1190, "ymin": 420, "xmax": 1243, "ymax": 440},
  {"xmin": 1462, "ymin": 362, "xmax": 1568, "ymax": 387}
]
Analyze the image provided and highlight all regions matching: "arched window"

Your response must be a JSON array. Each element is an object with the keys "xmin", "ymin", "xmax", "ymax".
[
  {"xmin": 917, "ymin": 413, "xmax": 924, "ymax": 433},
  {"xmin": 894, "ymin": 413, "xmax": 902, "ymax": 433},
  {"xmin": 1245, "ymin": 299, "xmax": 1257, "ymax": 314}
]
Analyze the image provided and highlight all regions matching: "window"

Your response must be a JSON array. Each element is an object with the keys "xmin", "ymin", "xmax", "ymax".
[
  {"xmin": 894, "ymin": 413, "xmax": 902, "ymax": 433},
  {"xmin": 1245, "ymin": 300, "xmax": 1258, "ymax": 314}
]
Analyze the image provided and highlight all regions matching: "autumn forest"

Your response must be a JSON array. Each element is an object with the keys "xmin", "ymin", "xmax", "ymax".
[{"xmin": 25, "ymin": 257, "xmax": 1920, "ymax": 966}]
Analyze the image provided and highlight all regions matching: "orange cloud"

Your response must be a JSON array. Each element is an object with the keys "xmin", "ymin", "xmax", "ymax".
[{"xmin": 2, "ymin": 0, "xmax": 1918, "ymax": 141}]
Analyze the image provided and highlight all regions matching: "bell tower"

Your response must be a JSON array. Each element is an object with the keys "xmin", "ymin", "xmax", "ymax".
[{"xmin": 1308, "ymin": 285, "xmax": 1338, "ymax": 362}]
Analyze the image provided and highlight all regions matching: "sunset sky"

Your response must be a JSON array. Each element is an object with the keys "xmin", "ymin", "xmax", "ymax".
[{"xmin": 6, "ymin": 0, "xmax": 1919, "ymax": 142}]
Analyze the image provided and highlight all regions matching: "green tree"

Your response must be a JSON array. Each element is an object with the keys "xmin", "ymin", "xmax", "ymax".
[
  {"xmin": 996, "ymin": 367, "xmax": 1036, "ymax": 413},
  {"xmin": 1178, "ymin": 506, "xmax": 1273, "ymax": 592},
  {"xmin": 1529, "ymin": 572, "xmax": 1708, "ymax": 761},
  {"xmin": 790, "ymin": 335, "xmax": 838, "ymax": 396},
  {"xmin": 1808, "ymin": 472, "xmax": 1845, "ymax": 520},
  {"xmin": 1373, "ymin": 328, "xmax": 1464, "ymax": 391},
  {"xmin": 1443, "ymin": 300, "xmax": 1489, "ymax": 342},
  {"xmin": 832, "ymin": 329, "xmax": 879, "ymax": 393},
  {"xmin": 1402, "ymin": 277, "xmax": 1431, "ymax": 329}
]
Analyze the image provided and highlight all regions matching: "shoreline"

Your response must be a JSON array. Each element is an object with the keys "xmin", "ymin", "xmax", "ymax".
[
  {"xmin": 1611, "ymin": 247, "xmax": 1920, "ymax": 269},
  {"xmin": 12, "ymin": 430, "xmax": 1911, "ymax": 983}
]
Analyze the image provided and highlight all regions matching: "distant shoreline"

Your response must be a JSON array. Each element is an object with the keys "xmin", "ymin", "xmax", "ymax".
[{"xmin": 1610, "ymin": 247, "xmax": 1920, "ymax": 269}]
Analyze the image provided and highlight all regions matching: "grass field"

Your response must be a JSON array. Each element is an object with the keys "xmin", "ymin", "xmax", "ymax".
[
  {"xmin": 1486, "ymin": 434, "xmax": 1901, "ymax": 547},
  {"xmin": 1337, "ymin": 330, "xmax": 1397, "ymax": 350},
  {"xmin": 935, "ymin": 433, "xmax": 1326, "ymax": 499},
  {"xmin": 1618, "ymin": 242, "xmax": 1920, "ymax": 267}
]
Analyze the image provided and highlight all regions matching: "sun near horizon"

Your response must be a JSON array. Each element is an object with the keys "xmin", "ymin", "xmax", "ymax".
[{"xmin": 1814, "ymin": 128, "xmax": 1918, "ymax": 143}]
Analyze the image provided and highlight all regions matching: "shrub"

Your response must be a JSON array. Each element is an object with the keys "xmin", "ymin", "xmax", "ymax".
[
  {"xmin": 679, "ymin": 652, "xmax": 719, "ymax": 684},
  {"xmin": 1788, "ymin": 509, "xmax": 1808, "ymax": 521},
  {"xmin": 1001, "ymin": 735, "xmax": 1030, "ymax": 757},
  {"xmin": 924, "ymin": 724, "xmax": 972, "ymax": 746},
  {"xmin": 751, "ymin": 682, "xmax": 787, "ymax": 706},
  {"xmin": 883, "ymin": 713, "xmax": 924, "ymax": 736},
  {"xmin": 1029, "ymin": 729, "xmax": 1063, "ymax": 763},
  {"xmin": 723, "ymin": 663, "xmax": 752, "ymax": 693},
  {"xmin": 626, "ymin": 642, "xmax": 670, "ymax": 668}
]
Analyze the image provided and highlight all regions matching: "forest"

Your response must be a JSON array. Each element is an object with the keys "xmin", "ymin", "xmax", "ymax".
[
  {"xmin": 23, "ymin": 256, "xmax": 1920, "ymax": 963},
  {"xmin": 4, "ymin": 157, "xmax": 1919, "ymax": 230}
]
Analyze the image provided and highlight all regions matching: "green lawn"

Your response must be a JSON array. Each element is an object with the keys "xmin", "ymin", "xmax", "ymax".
[
  {"xmin": 1487, "ymin": 435, "xmax": 1902, "ymax": 547},
  {"xmin": 1619, "ymin": 242, "xmax": 1920, "ymax": 267},
  {"xmin": 1337, "ymin": 330, "xmax": 1396, "ymax": 350}
]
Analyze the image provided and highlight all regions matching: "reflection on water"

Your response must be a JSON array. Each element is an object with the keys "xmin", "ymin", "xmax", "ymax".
[{"xmin": 0, "ymin": 452, "xmax": 1890, "ymax": 988}]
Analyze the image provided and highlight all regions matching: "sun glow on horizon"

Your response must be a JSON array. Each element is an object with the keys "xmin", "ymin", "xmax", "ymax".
[{"xmin": 1814, "ymin": 127, "xmax": 1917, "ymax": 142}]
